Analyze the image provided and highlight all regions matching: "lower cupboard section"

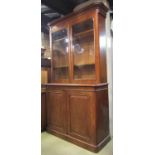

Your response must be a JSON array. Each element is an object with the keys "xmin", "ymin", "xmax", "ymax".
[{"xmin": 46, "ymin": 86, "xmax": 110, "ymax": 152}]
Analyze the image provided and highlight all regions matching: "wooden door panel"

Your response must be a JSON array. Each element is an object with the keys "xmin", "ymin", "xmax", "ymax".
[
  {"xmin": 67, "ymin": 92, "xmax": 93, "ymax": 142},
  {"xmin": 47, "ymin": 91, "xmax": 66, "ymax": 133}
]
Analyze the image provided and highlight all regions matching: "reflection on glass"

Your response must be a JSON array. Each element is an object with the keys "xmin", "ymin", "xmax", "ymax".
[
  {"xmin": 52, "ymin": 29, "xmax": 69, "ymax": 80},
  {"xmin": 72, "ymin": 18, "xmax": 95, "ymax": 79}
]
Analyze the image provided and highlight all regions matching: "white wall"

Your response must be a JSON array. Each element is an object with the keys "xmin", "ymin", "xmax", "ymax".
[{"xmin": 106, "ymin": 11, "xmax": 113, "ymax": 137}]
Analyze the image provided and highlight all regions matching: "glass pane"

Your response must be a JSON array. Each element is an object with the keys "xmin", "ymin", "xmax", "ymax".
[
  {"xmin": 72, "ymin": 19, "xmax": 95, "ymax": 80},
  {"xmin": 52, "ymin": 29, "xmax": 69, "ymax": 80}
]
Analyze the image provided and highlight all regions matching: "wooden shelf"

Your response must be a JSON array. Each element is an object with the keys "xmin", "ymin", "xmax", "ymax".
[
  {"xmin": 74, "ymin": 63, "xmax": 95, "ymax": 67},
  {"xmin": 54, "ymin": 65, "xmax": 68, "ymax": 68},
  {"xmin": 73, "ymin": 29, "xmax": 93, "ymax": 37},
  {"xmin": 54, "ymin": 63, "xmax": 94, "ymax": 69},
  {"xmin": 53, "ymin": 30, "xmax": 93, "ymax": 42},
  {"xmin": 53, "ymin": 37, "xmax": 67, "ymax": 42}
]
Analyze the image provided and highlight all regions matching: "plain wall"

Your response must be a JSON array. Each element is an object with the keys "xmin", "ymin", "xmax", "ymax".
[{"xmin": 106, "ymin": 11, "xmax": 113, "ymax": 137}]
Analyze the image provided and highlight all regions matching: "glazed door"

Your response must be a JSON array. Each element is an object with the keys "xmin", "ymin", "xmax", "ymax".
[
  {"xmin": 67, "ymin": 91, "xmax": 95, "ymax": 143},
  {"xmin": 51, "ymin": 27, "xmax": 70, "ymax": 82},
  {"xmin": 46, "ymin": 90, "xmax": 67, "ymax": 133},
  {"xmin": 71, "ymin": 18, "xmax": 96, "ymax": 82}
]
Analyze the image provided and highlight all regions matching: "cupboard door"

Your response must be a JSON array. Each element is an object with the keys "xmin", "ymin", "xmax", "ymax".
[
  {"xmin": 52, "ymin": 28, "xmax": 69, "ymax": 81},
  {"xmin": 72, "ymin": 18, "xmax": 96, "ymax": 80},
  {"xmin": 46, "ymin": 91, "xmax": 67, "ymax": 133},
  {"xmin": 67, "ymin": 91, "xmax": 95, "ymax": 143}
]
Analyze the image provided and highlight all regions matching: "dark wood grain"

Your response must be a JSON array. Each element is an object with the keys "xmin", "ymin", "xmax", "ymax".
[
  {"xmin": 41, "ymin": 92, "xmax": 46, "ymax": 131},
  {"xmin": 46, "ymin": 90, "xmax": 67, "ymax": 133},
  {"xmin": 67, "ymin": 91, "xmax": 93, "ymax": 142}
]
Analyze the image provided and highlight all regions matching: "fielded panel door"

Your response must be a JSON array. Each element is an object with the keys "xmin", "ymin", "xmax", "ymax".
[
  {"xmin": 46, "ymin": 90, "xmax": 67, "ymax": 133},
  {"xmin": 67, "ymin": 91, "xmax": 96, "ymax": 143}
]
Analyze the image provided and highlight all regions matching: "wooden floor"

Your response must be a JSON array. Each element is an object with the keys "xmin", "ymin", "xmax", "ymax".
[{"xmin": 41, "ymin": 132, "xmax": 113, "ymax": 155}]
